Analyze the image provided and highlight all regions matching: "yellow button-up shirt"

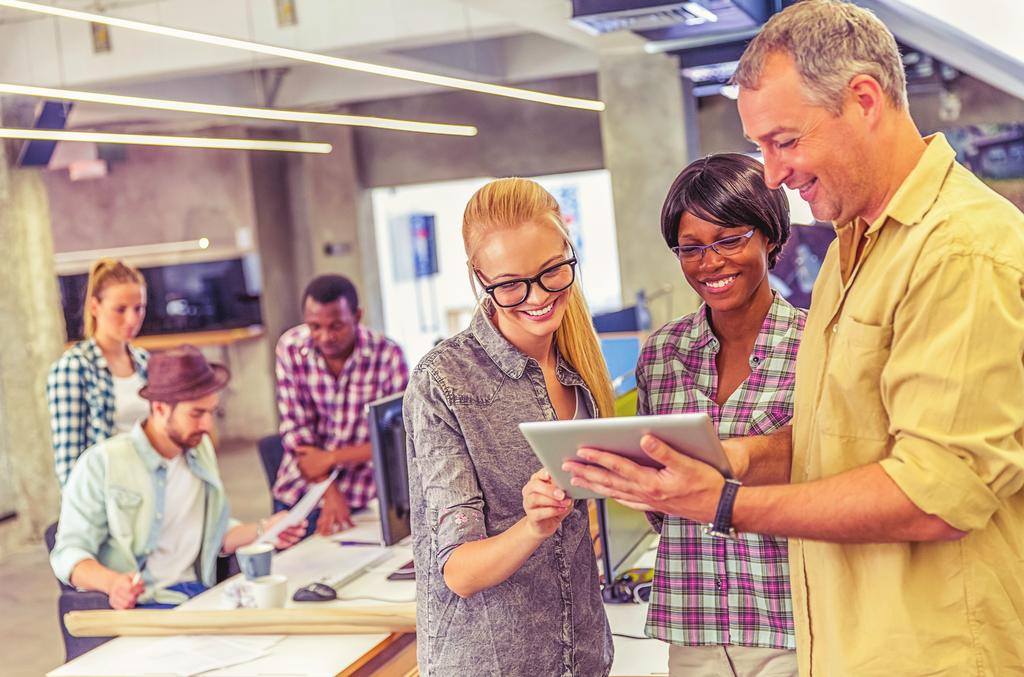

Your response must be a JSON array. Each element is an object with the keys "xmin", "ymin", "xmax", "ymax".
[{"xmin": 790, "ymin": 133, "xmax": 1024, "ymax": 676}]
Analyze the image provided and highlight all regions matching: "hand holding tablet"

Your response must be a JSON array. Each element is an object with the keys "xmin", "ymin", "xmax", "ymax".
[{"xmin": 519, "ymin": 414, "xmax": 733, "ymax": 500}]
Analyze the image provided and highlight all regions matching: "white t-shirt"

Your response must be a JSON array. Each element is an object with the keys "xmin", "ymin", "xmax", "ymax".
[
  {"xmin": 112, "ymin": 371, "xmax": 149, "ymax": 433},
  {"xmin": 145, "ymin": 453, "xmax": 205, "ymax": 590}
]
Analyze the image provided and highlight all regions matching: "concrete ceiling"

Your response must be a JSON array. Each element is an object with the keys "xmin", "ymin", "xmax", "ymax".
[{"xmin": 0, "ymin": 0, "xmax": 1018, "ymax": 132}]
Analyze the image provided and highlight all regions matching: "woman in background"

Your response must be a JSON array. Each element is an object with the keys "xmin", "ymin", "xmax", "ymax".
[
  {"xmin": 48, "ymin": 259, "xmax": 149, "ymax": 488},
  {"xmin": 404, "ymin": 178, "xmax": 615, "ymax": 676}
]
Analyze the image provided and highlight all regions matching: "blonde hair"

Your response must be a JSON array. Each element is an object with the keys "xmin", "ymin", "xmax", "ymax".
[
  {"xmin": 83, "ymin": 258, "xmax": 146, "ymax": 338},
  {"xmin": 463, "ymin": 178, "xmax": 615, "ymax": 418},
  {"xmin": 733, "ymin": 0, "xmax": 908, "ymax": 114}
]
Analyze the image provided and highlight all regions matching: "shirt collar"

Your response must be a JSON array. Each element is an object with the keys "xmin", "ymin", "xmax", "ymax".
[
  {"xmin": 83, "ymin": 338, "xmax": 107, "ymax": 369},
  {"xmin": 83, "ymin": 338, "xmax": 147, "ymax": 371},
  {"xmin": 751, "ymin": 293, "xmax": 803, "ymax": 361},
  {"xmin": 675, "ymin": 292, "xmax": 799, "ymax": 357},
  {"xmin": 471, "ymin": 300, "xmax": 530, "ymax": 379},
  {"xmin": 677, "ymin": 303, "xmax": 718, "ymax": 353},
  {"xmin": 129, "ymin": 420, "xmax": 197, "ymax": 472},
  {"xmin": 866, "ymin": 132, "xmax": 956, "ymax": 233},
  {"xmin": 469, "ymin": 299, "xmax": 583, "ymax": 385}
]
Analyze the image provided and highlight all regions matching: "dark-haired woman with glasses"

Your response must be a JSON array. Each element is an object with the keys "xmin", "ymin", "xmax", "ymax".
[
  {"xmin": 645, "ymin": 154, "xmax": 802, "ymax": 676},
  {"xmin": 566, "ymin": 154, "xmax": 804, "ymax": 676},
  {"xmin": 403, "ymin": 177, "xmax": 614, "ymax": 676}
]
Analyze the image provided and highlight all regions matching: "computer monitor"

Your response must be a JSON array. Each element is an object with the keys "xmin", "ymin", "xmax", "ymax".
[
  {"xmin": 367, "ymin": 391, "xmax": 412, "ymax": 547},
  {"xmin": 595, "ymin": 498, "xmax": 657, "ymax": 603}
]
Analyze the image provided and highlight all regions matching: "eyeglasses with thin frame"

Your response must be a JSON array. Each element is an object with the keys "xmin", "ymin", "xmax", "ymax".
[
  {"xmin": 476, "ymin": 256, "xmax": 578, "ymax": 308},
  {"xmin": 671, "ymin": 229, "xmax": 756, "ymax": 262}
]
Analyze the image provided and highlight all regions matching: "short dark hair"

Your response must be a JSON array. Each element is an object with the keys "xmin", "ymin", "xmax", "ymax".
[
  {"xmin": 302, "ymin": 274, "xmax": 359, "ymax": 311},
  {"xmin": 660, "ymin": 153, "xmax": 791, "ymax": 269}
]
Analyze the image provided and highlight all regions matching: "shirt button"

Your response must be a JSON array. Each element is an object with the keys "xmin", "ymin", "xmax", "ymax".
[
  {"xmin": 831, "ymin": 325, "xmax": 838, "ymax": 334},
  {"xmin": 715, "ymin": 578, "xmax": 724, "ymax": 589}
]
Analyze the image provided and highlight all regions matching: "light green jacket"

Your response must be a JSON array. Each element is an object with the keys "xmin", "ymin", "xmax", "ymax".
[{"xmin": 50, "ymin": 422, "xmax": 234, "ymax": 605}]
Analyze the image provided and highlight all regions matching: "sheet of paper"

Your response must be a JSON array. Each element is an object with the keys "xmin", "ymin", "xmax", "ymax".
[
  {"xmin": 257, "ymin": 469, "xmax": 338, "ymax": 544},
  {"xmin": 110, "ymin": 635, "xmax": 270, "ymax": 676},
  {"xmin": 273, "ymin": 540, "xmax": 392, "ymax": 590}
]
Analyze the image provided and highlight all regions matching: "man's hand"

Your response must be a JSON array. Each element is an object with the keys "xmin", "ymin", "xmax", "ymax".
[
  {"xmin": 295, "ymin": 445, "xmax": 337, "ymax": 481},
  {"xmin": 563, "ymin": 434, "xmax": 726, "ymax": 523},
  {"xmin": 263, "ymin": 511, "xmax": 308, "ymax": 549},
  {"xmin": 107, "ymin": 572, "xmax": 145, "ymax": 610},
  {"xmin": 522, "ymin": 469, "xmax": 574, "ymax": 540},
  {"xmin": 316, "ymin": 483, "xmax": 354, "ymax": 535}
]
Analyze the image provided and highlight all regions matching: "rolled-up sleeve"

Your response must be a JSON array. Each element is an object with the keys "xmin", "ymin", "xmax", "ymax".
[
  {"xmin": 51, "ymin": 448, "xmax": 111, "ymax": 585},
  {"xmin": 405, "ymin": 367, "xmax": 486, "ymax": 572},
  {"xmin": 879, "ymin": 249, "xmax": 1024, "ymax": 532}
]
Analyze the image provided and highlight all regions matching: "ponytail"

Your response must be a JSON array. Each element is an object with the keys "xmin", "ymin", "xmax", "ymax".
[{"xmin": 555, "ymin": 284, "xmax": 615, "ymax": 417}]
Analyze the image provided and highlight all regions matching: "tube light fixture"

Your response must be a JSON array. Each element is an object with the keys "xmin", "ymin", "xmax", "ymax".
[
  {"xmin": 0, "ymin": 0, "xmax": 605, "ymax": 112},
  {"xmin": 0, "ymin": 127, "xmax": 332, "ymax": 153},
  {"xmin": 0, "ymin": 82, "xmax": 478, "ymax": 136}
]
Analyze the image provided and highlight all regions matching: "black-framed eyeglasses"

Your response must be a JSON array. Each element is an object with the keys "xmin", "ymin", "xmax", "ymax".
[
  {"xmin": 477, "ymin": 257, "xmax": 578, "ymax": 308},
  {"xmin": 671, "ymin": 229, "xmax": 755, "ymax": 262}
]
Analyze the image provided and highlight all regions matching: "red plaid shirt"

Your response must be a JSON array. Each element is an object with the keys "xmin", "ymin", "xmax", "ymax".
[{"xmin": 272, "ymin": 324, "xmax": 409, "ymax": 509}]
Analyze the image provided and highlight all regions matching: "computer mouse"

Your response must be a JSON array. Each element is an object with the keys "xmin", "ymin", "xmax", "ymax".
[{"xmin": 292, "ymin": 582, "xmax": 338, "ymax": 602}]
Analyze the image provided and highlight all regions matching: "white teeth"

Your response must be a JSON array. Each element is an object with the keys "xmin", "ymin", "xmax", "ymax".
[
  {"xmin": 705, "ymin": 276, "xmax": 736, "ymax": 289},
  {"xmin": 524, "ymin": 302, "xmax": 554, "ymax": 317}
]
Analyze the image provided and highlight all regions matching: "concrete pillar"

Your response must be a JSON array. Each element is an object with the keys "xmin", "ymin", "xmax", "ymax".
[
  {"xmin": 247, "ymin": 141, "xmax": 301, "ymax": 345},
  {"xmin": 0, "ymin": 98, "xmax": 65, "ymax": 555},
  {"xmin": 286, "ymin": 125, "xmax": 384, "ymax": 331},
  {"xmin": 598, "ymin": 52, "xmax": 701, "ymax": 329}
]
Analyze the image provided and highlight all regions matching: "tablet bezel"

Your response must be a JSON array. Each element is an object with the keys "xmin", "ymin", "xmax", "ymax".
[{"xmin": 519, "ymin": 414, "xmax": 733, "ymax": 500}]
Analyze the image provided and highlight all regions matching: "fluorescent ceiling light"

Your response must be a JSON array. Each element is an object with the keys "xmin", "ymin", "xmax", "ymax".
[
  {"xmin": 0, "ymin": 127, "xmax": 332, "ymax": 152},
  {"xmin": 0, "ymin": 82, "xmax": 478, "ymax": 136},
  {"xmin": 0, "ymin": 0, "xmax": 605, "ymax": 112}
]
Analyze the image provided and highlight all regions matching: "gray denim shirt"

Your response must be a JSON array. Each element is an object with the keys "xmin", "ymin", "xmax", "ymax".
[{"xmin": 404, "ymin": 302, "xmax": 613, "ymax": 677}]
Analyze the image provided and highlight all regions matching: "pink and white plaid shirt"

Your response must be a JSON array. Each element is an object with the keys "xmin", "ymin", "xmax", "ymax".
[{"xmin": 272, "ymin": 324, "xmax": 409, "ymax": 509}]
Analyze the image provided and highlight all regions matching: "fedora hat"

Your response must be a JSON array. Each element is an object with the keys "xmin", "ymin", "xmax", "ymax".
[{"xmin": 138, "ymin": 344, "xmax": 231, "ymax": 403}]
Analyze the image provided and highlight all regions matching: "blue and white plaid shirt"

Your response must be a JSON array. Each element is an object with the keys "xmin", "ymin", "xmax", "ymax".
[{"xmin": 47, "ymin": 339, "xmax": 149, "ymax": 488}]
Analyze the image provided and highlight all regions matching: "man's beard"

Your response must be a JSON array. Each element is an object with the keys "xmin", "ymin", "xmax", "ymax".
[{"xmin": 167, "ymin": 426, "xmax": 204, "ymax": 450}]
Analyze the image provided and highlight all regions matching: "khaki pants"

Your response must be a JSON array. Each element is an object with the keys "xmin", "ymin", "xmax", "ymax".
[{"xmin": 668, "ymin": 644, "xmax": 797, "ymax": 677}]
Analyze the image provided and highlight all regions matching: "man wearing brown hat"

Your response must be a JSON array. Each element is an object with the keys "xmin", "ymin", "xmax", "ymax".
[{"xmin": 51, "ymin": 345, "xmax": 305, "ymax": 609}]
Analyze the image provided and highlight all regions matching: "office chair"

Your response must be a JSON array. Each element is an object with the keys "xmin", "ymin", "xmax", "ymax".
[
  {"xmin": 257, "ymin": 434, "xmax": 285, "ymax": 506},
  {"xmin": 44, "ymin": 522, "xmax": 114, "ymax": 662}
]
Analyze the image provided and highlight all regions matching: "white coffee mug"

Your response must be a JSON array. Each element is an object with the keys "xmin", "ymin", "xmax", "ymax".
[{"xmin": 251, "ymin": 574, "xmax": 288, "ymax": 609}]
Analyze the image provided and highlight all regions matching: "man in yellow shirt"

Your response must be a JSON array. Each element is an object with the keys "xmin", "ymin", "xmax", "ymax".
[{"xmin": 565, "ymin": 1, "xmax": 1024, "ymax": 675}]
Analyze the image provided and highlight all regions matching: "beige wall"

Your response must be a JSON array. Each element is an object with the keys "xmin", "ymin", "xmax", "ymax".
[{"xmin": 46, "ymin": 137, "xmax": 256, "ymax": 254}]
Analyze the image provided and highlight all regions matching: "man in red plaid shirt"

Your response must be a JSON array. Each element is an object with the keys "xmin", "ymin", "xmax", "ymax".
[{"xmin": 273, "ymin": 275, "xmax": 409, "ymax": 535}]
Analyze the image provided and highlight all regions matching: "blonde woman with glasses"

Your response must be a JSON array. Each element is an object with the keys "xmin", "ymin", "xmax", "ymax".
[
  {"xmin": 48, "ymin": 259, "xmax": 149, "ymax": 488},
  {"xmin": 404, "ymin": 177, "xmax": 614, "ymax": 676}
]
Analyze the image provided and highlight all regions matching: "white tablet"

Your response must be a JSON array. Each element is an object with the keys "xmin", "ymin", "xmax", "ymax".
[{"xmin": 519, "ymin": 414, "xmax": 733, "ymax": 500}]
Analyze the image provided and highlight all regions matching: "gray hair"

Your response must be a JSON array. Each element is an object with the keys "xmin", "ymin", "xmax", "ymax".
[{"xmin": 733, "ymin": 0, "xmax": 908, "ymax": 114}]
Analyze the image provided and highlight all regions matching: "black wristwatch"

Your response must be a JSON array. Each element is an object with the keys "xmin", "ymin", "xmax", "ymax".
[{"xmin": 705, "ymin": 478, "xmax": 742, "ymax": 539}]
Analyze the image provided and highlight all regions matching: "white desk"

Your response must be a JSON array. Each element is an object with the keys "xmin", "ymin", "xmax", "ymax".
[
  {"xmin": 50, "ymin": 510, "xmax": 668, "ymax": 677},
  {"xmin": 49, "ymin": 511, "xmax": 416, "ymax": 677}
]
